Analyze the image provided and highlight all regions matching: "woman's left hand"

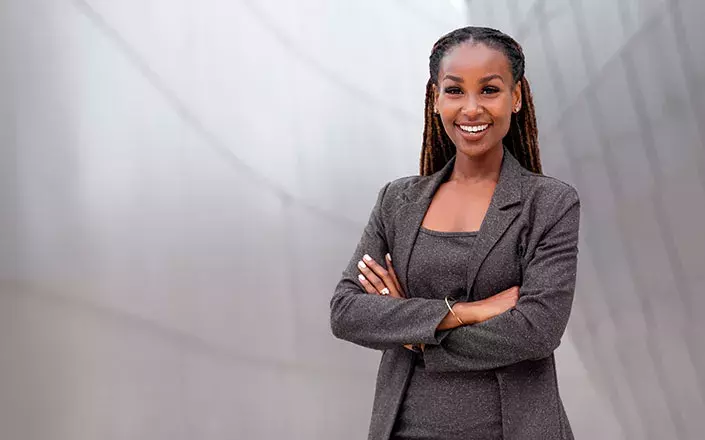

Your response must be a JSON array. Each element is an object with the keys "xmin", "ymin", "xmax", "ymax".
[{"xmin": 357, "ymin": 253, "xmax": 406, "ymax": 298}]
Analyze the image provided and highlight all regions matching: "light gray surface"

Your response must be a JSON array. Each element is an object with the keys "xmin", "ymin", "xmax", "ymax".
[{"xmin": 0, "ymin": 1, "xmax": 468, "ymax": 439}]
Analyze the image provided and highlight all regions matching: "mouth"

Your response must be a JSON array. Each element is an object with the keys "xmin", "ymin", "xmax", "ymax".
[{"xmin": 455, "ymin": 123, "xmax": 491, "ymax": 140}]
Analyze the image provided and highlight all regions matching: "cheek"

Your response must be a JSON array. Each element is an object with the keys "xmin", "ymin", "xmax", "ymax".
[
  {"xmin": 491, "ymin": 97, "xmax": 513, "ymax": 115},
  {"xmin": 489, "ymin": 101, "xmax": 513, "ymax": 127},
  {"xmin": 439, "ymin": 106, "xmax": 461, "ymax": 128},
  {"xmin": 494, "ymin": 116, "xmax": 513, "ymax": 139},
  {"xmin": 439, "ymin": 99, "xmax": 461, "ymax": 116}
]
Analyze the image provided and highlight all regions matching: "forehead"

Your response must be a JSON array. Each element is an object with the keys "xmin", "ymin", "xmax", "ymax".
[{"xmin": 438, "ymin": 42, "xmax": 512, "ymax": 80}]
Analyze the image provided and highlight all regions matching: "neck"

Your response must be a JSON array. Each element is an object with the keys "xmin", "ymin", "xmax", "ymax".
[{"xmin": 450, "ymin": 145, "xmax": 504, "ymax": 184}]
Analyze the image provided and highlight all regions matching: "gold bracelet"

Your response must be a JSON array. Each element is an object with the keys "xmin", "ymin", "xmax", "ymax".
[{"xmin": 445, "ymin": 296, "xmax": 465, "ymax": 325}]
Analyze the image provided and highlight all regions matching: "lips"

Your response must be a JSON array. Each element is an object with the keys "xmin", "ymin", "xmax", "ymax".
[{"xmin": 455, "ymin": 122, "xmax": 491, "ymax": 140}]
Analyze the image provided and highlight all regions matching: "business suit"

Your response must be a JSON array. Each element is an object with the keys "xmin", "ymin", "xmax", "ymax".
[{"xmin": 330, "ymin": 147, "xmax": 580, "ymax": 440}]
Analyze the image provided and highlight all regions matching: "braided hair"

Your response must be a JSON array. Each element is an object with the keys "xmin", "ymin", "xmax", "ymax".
[{"xmin": 420, "ymin": 27, "xmax": 542, "ymax": 176}]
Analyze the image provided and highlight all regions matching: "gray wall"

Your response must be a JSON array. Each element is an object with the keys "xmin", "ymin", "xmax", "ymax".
[
  {"xmin": 0, "ymin": 1, "xmax": 471, "ymax": 439},
  {"xmin": 468, "ymin": 0, "xmax": 705, "ymax": 439}
]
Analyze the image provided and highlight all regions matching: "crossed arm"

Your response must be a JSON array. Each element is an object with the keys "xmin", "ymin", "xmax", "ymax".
[
  {"xmin": 354, "ymin": 252, "xmax": 519, "ymax": 351},
  {"xmin": 329, "ymin": 184, "xmax": 580, "ymax": 372}
]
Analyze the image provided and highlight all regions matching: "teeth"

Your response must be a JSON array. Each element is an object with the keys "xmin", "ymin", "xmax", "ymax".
[{"xmin": 459, "ymin": 124, "xmax": 489, "ymax": 133}]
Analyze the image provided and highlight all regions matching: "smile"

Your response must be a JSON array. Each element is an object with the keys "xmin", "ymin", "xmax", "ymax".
[{"xmin": 458, "ymin": 124, "xmax": 489, "ymax": 133}]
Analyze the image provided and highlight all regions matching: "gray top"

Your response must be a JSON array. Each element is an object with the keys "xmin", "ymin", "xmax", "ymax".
[{"xmin": 391, "ymin": 227, "xmax": 502, "ymax": 440}]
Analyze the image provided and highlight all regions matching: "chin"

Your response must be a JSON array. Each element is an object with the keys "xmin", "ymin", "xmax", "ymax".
[{"xmin": 454, "ymin": 139, "xmax": 503, "ymax": 158}]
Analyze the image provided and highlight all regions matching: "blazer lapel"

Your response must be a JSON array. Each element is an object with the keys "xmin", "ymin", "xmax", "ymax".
[
  {"xmin": 393, "ymin": 158, "xmax": 456, "ymax": 295},
  {"xmin": 463, "ymin": 148, "xmax": 523, "ymax": 300},
  {"xmin": 391, "ymin": 147, "xmax": 524, "ymax": 301}
]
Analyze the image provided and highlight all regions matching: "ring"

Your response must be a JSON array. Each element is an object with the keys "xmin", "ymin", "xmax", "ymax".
[{"xmin": 380, "ymin": 288, "xmax": 390, "ymax": 296}]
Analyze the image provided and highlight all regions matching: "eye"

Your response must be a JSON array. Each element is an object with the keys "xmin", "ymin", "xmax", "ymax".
[
  {"xmin": 482, "ymin": 86, "xmax": 500, "ymax": 95},
  {"xmin": 444, "ymin": 86, "xmax": 463, "ymax": 95}
]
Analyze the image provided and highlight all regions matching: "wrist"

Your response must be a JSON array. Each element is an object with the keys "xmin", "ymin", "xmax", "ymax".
[{"xmin": 454, "ymin": 302, "xmax": 480, "ymax": 325}]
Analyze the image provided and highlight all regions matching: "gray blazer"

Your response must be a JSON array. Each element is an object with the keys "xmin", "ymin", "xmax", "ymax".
[{"xmin": 330, "ymin": 148, "xmax": 580, "ymax": 440}]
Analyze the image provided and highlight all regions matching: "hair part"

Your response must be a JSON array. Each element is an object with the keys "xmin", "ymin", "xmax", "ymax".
[{"xmin": 420, "ymin": 26, "xmax": 542, "ymax": 176}]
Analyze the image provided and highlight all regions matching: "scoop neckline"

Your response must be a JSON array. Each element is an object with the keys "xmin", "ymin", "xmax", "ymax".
[{"xmin": 419, "ymin": 226, "xmax": 479, "ymax": 237}]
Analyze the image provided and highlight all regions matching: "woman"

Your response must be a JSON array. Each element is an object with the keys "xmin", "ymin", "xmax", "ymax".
[{"xmin": 330, "ymin": 27, "xmax": 580, "ymax": 440}]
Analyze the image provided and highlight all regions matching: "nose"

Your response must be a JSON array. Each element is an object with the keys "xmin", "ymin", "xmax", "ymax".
[{"xmin": 461, "ymin": 94, "xmax": 484, "ymax": 117}]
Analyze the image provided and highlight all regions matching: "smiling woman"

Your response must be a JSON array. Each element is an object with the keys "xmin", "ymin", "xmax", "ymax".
[
  {"xmin": 421, "ymin": 27, "xmax": 541, "ymax": 177},
  {"xmin": 330, "ymin": 27, "xmax": 580, "ymax": 440}
]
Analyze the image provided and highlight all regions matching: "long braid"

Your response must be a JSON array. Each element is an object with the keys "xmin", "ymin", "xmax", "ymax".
[
  {"xmin": 420, "ymin": 27, "xmax": 542, "ymax": 175},
  {"xmin": 420, "ymin": 79, "xmax": 455, "ymax": 175}
]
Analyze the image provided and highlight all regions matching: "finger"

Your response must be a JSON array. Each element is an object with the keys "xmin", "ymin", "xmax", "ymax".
[
  {"xmin": 357, "ymin": 260, "xmax": 387, "ymax": 294},
  {"xmin": 361, "ymin": 255, "xmax": 401, "ymax": 297},
  {"xmin": 385, "ymin": 254, "xmax": 404, "ymax": 296},
  {"xmin": 357, "ymin": 274, "xmax": 378, "ymax": 294}
]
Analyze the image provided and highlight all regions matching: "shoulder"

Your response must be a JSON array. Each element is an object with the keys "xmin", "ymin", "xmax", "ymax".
[
  {"xmin": 519, "ymin": 170, "xmax": 581, "ymax": 235},
  {"xmin": 369, "ymin": 174, "xmax": 428, "ymax": 219},
  {"xmin": 384, "ymin": 175, "xmax": 424, "ymax": 198},
  {"xmin": 372, "ymin": 174, "xmax": 425, "ymax": 201},
  {"xmin": 520, "ymin": 169, "xmax": 580, "ymax": 210}
]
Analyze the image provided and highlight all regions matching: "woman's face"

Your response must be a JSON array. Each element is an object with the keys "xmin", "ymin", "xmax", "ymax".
[{"xmin": 434, "ymin": 42, "xmax": 521, "ymax": 159}]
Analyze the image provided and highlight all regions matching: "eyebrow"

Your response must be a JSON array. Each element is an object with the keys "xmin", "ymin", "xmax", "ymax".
[
  {"xmin": 443, "ymin": 74, "xmax": 464, "ymax": 83},
  {"xmin": 480, "ymin": 74, "xmax": 505, "ymax": 84},
  {"xmin": 442, "ymin": 73, "xmax": 505, "ymax": 84}
]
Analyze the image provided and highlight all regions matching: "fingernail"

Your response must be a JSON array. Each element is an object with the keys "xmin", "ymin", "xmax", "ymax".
[
  {"xmin": 358, "ymin": 261, "xmax": 367, "ymax": 269},
  {"xmin": 358, "ymin": 274, "xmax": 365, "ymax": 282},
  {"xmin": 386, "ymin": 253, "xmax": 391, "ymax": 261},
  {"xmin": 363, "ymin": 254, "xmax": 372, "ymax": 262}
]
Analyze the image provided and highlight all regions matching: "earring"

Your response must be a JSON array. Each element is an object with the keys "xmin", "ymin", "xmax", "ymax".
[{"xmin": 514, "ymin": 106, "xmax": 520, "ymax": 113}]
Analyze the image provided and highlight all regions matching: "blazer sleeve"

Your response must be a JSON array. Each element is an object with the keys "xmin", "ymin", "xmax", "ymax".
[
  {"xmin": 330, "ymin": 181, "xmax": 452, "ymax": 351},
  {"xmin": 422, "ymin": 187, "xmax": 581, "ymax": 372}
]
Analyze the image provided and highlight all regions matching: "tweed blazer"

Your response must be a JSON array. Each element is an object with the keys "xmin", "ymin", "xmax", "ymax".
[{"xmin": 330, "ymin": 147, "xmax": 580, "ymax": 440}]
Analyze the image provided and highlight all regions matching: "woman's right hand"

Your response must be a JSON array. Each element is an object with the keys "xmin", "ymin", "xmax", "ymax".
[{"xmin": 462, "ymin": 286, "xmax": 520, "ymax": 324}]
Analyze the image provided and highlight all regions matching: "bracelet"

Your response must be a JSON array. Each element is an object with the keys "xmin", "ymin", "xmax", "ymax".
[{"xmin": 445, "ymin": 296, "xmax": 465, "ymax": 325}]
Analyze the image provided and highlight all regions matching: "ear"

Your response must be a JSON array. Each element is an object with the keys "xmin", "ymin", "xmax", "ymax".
[{"xmin": 512, "ymin": 81, "xmax": 522, "ymax": 113}]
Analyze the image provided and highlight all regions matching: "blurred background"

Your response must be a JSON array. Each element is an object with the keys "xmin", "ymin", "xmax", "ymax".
[{"xmin": 1, "ymin": 0, "xmax": 704, "ymax": 438}]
